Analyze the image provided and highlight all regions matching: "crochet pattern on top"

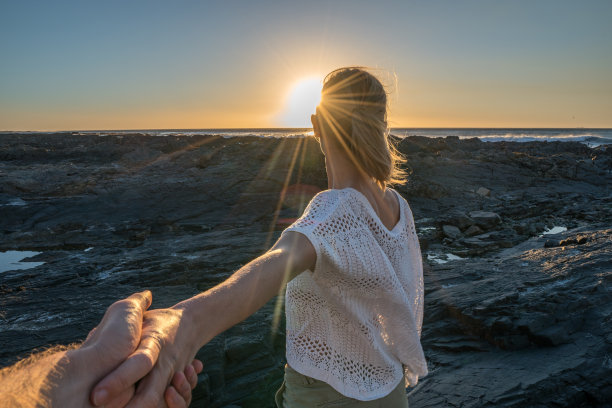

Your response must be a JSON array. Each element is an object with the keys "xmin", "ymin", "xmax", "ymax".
[{"xmin": 281, "ymin": 188, "xmax": 428, "ymax": 401}]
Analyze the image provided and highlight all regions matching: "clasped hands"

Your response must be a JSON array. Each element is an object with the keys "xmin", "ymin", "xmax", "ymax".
[{"xmin": 83, "ymin": 291, "xmax": 202, "ymax": 408}]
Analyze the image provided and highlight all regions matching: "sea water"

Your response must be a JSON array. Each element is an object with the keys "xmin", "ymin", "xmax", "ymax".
[
  {"xmin": 391, "ymin": 128, "xmax": 612, "ymax": 147},
  {"xmin": 8, "ymin": 128, "xmax": 610, "ymax": 147}
]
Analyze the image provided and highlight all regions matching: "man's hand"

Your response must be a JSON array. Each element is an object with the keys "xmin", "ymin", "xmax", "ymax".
[
  {"xmin": 0, "ymin": 290, "xmax": 202, "ymax": 408},
  {"xmin": 37, "ymin": 290, "xmax": 154, "ymax": 407},
  {"xmin": 84, "ymin": 291, "xmax": 153, "ymax": 373},
  {"xmin": 92, "ymin": 306, "xmax": 200, "ymax": 407}
]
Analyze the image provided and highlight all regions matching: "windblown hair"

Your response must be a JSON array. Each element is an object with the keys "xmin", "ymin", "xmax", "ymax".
[{"xmin": 318, "ymin": 67, "xmax": 407, "ymax": 188}]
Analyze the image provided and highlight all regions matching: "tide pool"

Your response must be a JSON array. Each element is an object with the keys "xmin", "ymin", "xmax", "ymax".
[{"xmin": 0, "ymin": 251, "xmax": 45, "ymax": 273}]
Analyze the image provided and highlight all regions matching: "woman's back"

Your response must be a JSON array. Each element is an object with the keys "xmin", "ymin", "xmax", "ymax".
[
  {"xmin": 354, "ymin": 185, "xmax": 401, "ymax": 231},
  {"xmin": 281, "ymin": 188, "xmax": 427, "ymax": 400}
]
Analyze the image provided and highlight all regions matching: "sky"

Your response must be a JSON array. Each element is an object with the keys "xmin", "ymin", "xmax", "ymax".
[{"xmin": 1, "ymin": 0, "xmax": 611, "ymax": 130}]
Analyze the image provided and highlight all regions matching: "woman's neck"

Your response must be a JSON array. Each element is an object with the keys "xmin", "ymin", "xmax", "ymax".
[{"xmin": 325, "ymin": 149, "xmax": 378, "ymax": 192}]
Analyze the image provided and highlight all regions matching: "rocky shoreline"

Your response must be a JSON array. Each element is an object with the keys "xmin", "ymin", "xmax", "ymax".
[{"xmin": 1, "ymin": 133, "xmax": 610, "ymax": 407}]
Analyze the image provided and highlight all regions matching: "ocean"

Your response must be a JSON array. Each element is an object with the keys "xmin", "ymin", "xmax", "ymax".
[{"xmin": 3, "ymin": 128, "xmax": 611, "ymax": 147}]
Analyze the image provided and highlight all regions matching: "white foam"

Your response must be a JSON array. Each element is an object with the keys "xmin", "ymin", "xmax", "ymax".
[
  {"xmin": 541, "ymin": 226, "xmax": 567, "ymax": 235},
  {"xmin": 2, "ymin": 311, "xmax": 75, "ymax": 331},
  {"xmin": 446, "ymin": 253, "xmax": 465, "ymax": 261},
  {"xmin": 1, "ymin": 198, "xmax": 27, "ymax": 206},
  {"xmin": 417, "ymin": 226, "xmax": 436, "ymax": 232},
  {"xmin": 427, "ymin": 253, "xmax": 465, "ymax": 264}
]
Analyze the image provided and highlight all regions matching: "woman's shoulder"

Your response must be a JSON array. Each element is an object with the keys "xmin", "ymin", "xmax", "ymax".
[
  {"xmin": 283, "ymin": 190, "xmax": 344, "ymax": 234},
  {"xmin": 305, "ymin": 189, "xmax": 345, "ymax": 214},
  {"xmin": 309, "ymin": 188, "xmax": 369, "ymax": 212}
]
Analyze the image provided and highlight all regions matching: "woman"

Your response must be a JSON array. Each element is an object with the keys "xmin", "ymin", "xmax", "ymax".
[{"xmin": 92, "ymin": 67, "xmax": 428, "ymax": 408}]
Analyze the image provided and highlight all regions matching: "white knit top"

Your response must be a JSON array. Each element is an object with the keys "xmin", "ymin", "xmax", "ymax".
[{"xmin": 281, "ymin": 187, "xmax": 428, "ymax": 401}]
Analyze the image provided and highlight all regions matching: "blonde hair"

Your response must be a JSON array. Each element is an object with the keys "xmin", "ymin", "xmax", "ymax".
[{"xmin": 318, "ymin": 67, "xmax": 407, "ymax": 188}]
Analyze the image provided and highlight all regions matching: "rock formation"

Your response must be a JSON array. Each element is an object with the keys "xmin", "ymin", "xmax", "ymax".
[{"xmin": 1, "ymin": 133, "xmax": 610, "ymax": 407}]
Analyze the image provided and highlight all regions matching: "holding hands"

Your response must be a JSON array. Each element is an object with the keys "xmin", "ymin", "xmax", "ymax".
[
  {"xmin": 2, "ymin": 232, "xmax": 308, "ymax": 407},
  {"xmin": 0, "ymin": 291, "xmax": 201, "ymax": 408},
  {"xmin": 92, "ymin": 303, "xmax": 202, "ymax": 408}
]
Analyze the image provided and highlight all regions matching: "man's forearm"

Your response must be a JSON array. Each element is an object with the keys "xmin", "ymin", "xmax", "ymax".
[{"xmin": 0, "ymin": 344, "xmax": 78, "ymax": 408}]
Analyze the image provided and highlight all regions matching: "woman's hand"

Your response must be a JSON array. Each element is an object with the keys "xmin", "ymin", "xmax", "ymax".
[
  {"xmin": 165, "ymin": 359, "xmax": 203, "ymax": 408},
  {"xmin": 91, "ymin": 306, "xmax": 201, "ymax": 407}
]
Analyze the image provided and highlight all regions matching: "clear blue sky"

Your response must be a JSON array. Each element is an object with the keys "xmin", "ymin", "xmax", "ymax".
[{"xmin": 1, "ymin": 0, "xmax": 611, "ymax": 130}]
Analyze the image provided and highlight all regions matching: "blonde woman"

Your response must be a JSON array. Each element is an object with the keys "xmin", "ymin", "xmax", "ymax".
[{"xmin": 92, "ymin": 67, "xmax": 428, "ymax": 408}]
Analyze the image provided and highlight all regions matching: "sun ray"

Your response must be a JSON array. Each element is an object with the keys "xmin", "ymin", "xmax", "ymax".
[
  {"xmin": 264, "ymin": 137, "xmax": 304, "ymax": 249},
  {"xmin": 268, "ymin": 137, "xmax": 304, "ymax": 335},
  {"xmin": 318, "ymin": 106, "xmax": 368, "ymax": 179}
]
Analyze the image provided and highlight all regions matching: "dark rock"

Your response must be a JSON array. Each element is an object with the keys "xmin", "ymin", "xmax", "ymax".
[
  {"xmin": 464, "ymin": 225, "xmax": 483, "ymax": 237},
  {"xmin": 468, "ymin": 211, "xmax": 502, "ymax": 230},
  {"xmin": 225, "ymin": 336, "xmax": 268, "ymax": 363},
  {"xmin": 476, "ymin": 186, "xmax": 491, "ymax": 197},
  {"xmin": 545, "ymin": 239, "xmax": 561, "ymax": 248},
  {"xmin": 438, "ymin": 211, "xmax": 474, "ymax": 230},
  {"xmin": 1, "ymin": 133, "xmax": 611, "ymax": 407},
  {"xmin": 559, "ymin": 237, "xmax": 577, "ymax": 246},
  {"xmin": 419, "ymin": 227, "xmax": 612, "ymax": 407},
  {"xmin": 442, "ymin": 225, "xmax": 462, "ymax": 239},
  {"xmin": 558, "ymin": 235, "xmax": 589, "ymax": 246},
  {"xmin": 462, "ymin": 237, "xmax": 498, "ymax": 249}
]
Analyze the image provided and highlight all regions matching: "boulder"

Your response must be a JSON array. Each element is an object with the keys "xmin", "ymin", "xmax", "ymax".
[
  {"xmin": 468, "ymin": 211, "xmax": 502, "ymax": 230},
  {"xmin": 439, "ymin": 211, "xmax": 474, "ymax": 231},
  {"xmin": 442, "ymin": 225, "xmax": 462, "ymax": 239},
  {"xmin": 476, "ymin": 187, "xmax": 491, "ymax": 197},
  {"xmin": 464, "ymin": 225, "xmax": 483, "ymax": 236}
]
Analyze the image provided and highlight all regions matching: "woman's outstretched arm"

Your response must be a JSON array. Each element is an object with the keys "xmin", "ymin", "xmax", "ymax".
[{"xmin": 91, "ymin": 231, "xmax": 315, "ymax": 407}]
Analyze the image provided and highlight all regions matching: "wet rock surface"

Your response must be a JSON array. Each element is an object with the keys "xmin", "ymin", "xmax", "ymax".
[
  {"xmin": 1, "ymin": 133, "xmax": 610, "ymax": 407},
  {"xmin": 417, "ymin": 226, "xmax": 611, "ymax": 407}
]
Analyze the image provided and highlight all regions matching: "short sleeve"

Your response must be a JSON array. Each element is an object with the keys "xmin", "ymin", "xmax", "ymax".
[{"xmin": 280, "ymin": 190, "xmax": 341, "ymax": 270}]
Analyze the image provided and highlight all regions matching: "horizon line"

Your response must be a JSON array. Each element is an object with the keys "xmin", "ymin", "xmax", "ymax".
[{"xmin": 2, "ymin": 126, "xmax": 612, "ymax": 133}]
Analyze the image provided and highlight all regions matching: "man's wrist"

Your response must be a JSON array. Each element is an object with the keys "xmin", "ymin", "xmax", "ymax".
[
  {"xmin": 46, "ymin": 347, "xmax": 96, "ymax": 407},
  {"xmin": 48, "ymin": 343, "xmax": 119, "ymax": 407},
  {"xmin": 0, "ymin": 346, "xmax": 72, "ymax": 408}
]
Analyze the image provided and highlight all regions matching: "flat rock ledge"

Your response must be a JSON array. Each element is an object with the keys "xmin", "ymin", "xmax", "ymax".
[{"xmin": 1, "ymin": 134, "xmax": 610, "ymax": 407}]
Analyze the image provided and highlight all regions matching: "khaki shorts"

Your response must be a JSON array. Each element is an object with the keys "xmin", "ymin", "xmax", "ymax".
[{"xmin": 274, "ymin": 365, "xmax": 409, "ymax": 408}]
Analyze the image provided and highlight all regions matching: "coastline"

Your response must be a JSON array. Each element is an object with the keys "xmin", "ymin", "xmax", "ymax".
[
  {"xmin": 2, "ymin": 127, "xmax": 611, "ymax": 147},
  {"xmin": 1, "ymin": 133, "xmax": 610, "ymax": 406}
]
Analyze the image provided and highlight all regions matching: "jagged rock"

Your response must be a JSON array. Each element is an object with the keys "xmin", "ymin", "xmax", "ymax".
[
  {"xmin": 1, "ymin": 133, "xmax": 611, "ymax": 408},
  {"xmin": 476, "ymin": 186, "xmax": 491, "ymax": 197},
  {"xmin": 419, "ymin": 227, "xmax": 612, "ymax": 407},
  {"xmin": 442, "ymin": 225, "xmax": 462, "ymax": 239},
  {"xmin": 438, "ymin": 211, "xmax": 474, "ymax": 230},
  {"xmin": 468, "ymin": 210, "xmax": 502, "ymax": 230},
  {"xmin": 559, "ymin": 235, "xmax": 589, "ymax": 246},
  {"xmin": 462, "ymin": 237, "xmax": 498, "ymax": 249},
  {"xmin": 463, "ymin": 225, "xmax": 483, "ymax": 236}
]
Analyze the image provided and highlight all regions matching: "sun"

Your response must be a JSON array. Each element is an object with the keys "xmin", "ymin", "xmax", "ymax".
[{"xmin": 278, "ymin": 77, "xmax": 322, "ymax": 128}]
